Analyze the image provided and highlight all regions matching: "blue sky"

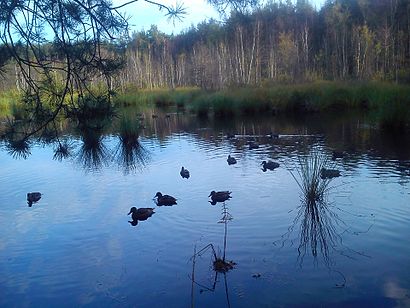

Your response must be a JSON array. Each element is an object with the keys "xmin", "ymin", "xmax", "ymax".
[{"xmin": 114, "ymin": 0, "xmax": 326, "ymax": 35}]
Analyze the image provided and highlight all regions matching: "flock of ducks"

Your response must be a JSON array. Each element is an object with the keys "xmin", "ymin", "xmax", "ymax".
[
  {"xmin": 125, "ymin": 148, "xmax": 344, "ymax": 225},
  {"xmin": 25, "ymin": 133, "xmax": 344, "ymax": 226}
]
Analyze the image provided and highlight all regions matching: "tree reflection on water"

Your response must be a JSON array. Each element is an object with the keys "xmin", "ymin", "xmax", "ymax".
[
  {"xmin": 0, "ymin": 109, "xmax": 151, "ymax": 173},
  {"xmin": 113, "ymin": 115, "xmax": 150, "ymax": 174},
  {"xmin": 76, "ymin": 126, "xmax": 111, "ymax": 171}
]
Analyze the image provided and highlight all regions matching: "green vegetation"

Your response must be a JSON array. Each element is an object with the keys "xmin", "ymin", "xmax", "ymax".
[
  {"xmin": 113, "ymin": 81, "xmax": 410, "ymax": 130},
  {"xmin": 114, "ymin": 87, "xmax": 201, "ymax": 108},
  {"xmin": 2, "ymin": 82, "xmax": 410, "ymax": 132},
  {"xmin": 0, "ymin": 90, "xmax": 21, "ymax": 118},
  {"xmin": 289, "ymin": 151, "xmax": 333, "ymax": 203}
]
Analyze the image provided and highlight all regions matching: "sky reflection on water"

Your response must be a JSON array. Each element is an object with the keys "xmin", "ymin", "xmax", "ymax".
[{"xmin": 0, "ymin": 110, "xmax": 409, "ymax": 306}]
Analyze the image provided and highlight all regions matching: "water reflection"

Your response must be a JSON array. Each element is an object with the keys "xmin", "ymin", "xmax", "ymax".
[
  {"xmin": 191, "ymin": 201, "xmax": 234, "ymax": 307},
  {"xmin": 113, "ymin": 116, "xmax": 150, "ymax": 174},
  {"xmin": 5, "ymin": 138, "xmax": 31, "ymax": 159},
  {"xmin": 1, "ymin": 107, "xmax": 409, "ymax": 306},
  {"xmin": 76, "ymin": 126, "xmax": 110, "ymax": 170},
  {"xmin": 295, "ymin": 199, "xmax": 345, "ymax": 268},
  {"xmin": 1, "ymin": 108, "xmax": 410, "ymax": 177},
  {"xmin": 53, "ymin": 140, "xmax": 74, "ymax": 161},
  {"xmin": 2, "ymin": 119, "xmax": 32, "ymax": 159}
]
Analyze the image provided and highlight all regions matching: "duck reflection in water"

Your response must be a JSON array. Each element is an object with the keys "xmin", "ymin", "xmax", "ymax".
[
  {"xmin": 320, "ymin": 168, "xmax": 341, "ymax": 179},
  {"xmin": 127, "ymin": 207, "xmax": 155, "ymax": 226}
]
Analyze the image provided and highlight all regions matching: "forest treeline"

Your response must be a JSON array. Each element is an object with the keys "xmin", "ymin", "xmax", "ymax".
[
  {"xmin": 118, "ymin": 0, "xmax": 410, "ymax": 90},
  {"xmin": 1, "ymin": 0, "xmax": 410, "ymax": 92}
]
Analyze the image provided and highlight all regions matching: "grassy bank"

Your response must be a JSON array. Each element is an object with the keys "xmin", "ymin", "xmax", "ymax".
[
  {"xmin": 114, "ymin": 81, "xmax": 410, "ymax": 130},
  {"xmin": 2, "ymin": 82, "xmax": 409, "ymax": 131},
  {"xmin": 0, "ymin": 90, "xmax": 23, "ymax": 118}
]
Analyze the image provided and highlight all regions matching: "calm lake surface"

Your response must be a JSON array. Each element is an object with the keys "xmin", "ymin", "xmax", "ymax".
[{"xmin": 1, "ymin": 109, "xmax": 410, "ymax": 307}]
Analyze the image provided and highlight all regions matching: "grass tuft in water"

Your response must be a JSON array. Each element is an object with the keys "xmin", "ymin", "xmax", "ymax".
[{"xmin": 289, "ymin": 151, "xmax": 334, "ymax": 203}]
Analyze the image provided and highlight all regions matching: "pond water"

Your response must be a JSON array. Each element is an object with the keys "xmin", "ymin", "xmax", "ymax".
[{"xmin": 1, "ymin": 109, "xmax": 410, "ymax": 307}]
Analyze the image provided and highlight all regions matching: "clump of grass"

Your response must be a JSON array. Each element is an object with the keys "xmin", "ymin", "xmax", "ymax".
[{"xmin": 289, "ymin": 151, "xmax": 333, "ymax": 203}]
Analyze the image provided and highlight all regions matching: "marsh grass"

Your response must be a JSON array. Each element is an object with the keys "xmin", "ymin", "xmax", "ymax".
[
  {"xmin": 114, "ymin": 87, "xmax": 202, "ymax": 108},
  {"xmin": 2, "ymin": 82, "xmax": 410, "ymax": 132},
  {"xmin": 113, "ymin": 82, "xmax": 410, "ymax": 128},
  {"xmin": 0, "ymin": 90, "xmax": 22, "ymax": 118},
  {"xmin": 289, "ymin": 151, "xmax": 334, "ymax": 203}
]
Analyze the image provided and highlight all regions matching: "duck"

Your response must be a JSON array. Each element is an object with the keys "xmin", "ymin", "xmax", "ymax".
[
  {"xmin": 261, "ymin": 160, "xmax": 280, "ymax": 171},
  {"xmin": 154, "ymin": 192, "xmax": 177, "ymax": 206},
  {"xmin": 127, "ymin": 207, "xmax": 155, "ymax": 221},
  {"xmin": 208, "ymin": 190, "xmax": 232, "ymax": 203},
  {"xmin": 27, "ymin": 192, "xmax": 42, "ymax": 206},
  {"xmin": 320, "ymin": 168, "xmax": 341, "ymax": 179},
  {"xmin": 269, "ymin": 132, "xmax": 279, "ymax": 139},
  {"xmin": 227, "ymin": 155, "xmax": 237, "ymax": 165},
  {"xmin": 332, "ymin": 151, "xmax": 345, "ymax": 160},
  {"xmin": 249, "ymin": 141, "xmax": 259, "ymax": 150},
  {"xmin": 180, "ymin": 166, "xmax": 190, "ymax": 179}
]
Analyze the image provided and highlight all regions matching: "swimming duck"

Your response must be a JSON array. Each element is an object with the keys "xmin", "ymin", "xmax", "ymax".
[
  {"xmin": 332, "ymin": 151, "xmax": 344, "ymax": 160},
  {"xmin": 320, "ymin": 168, "xmax": 341, "ymax": 179},
  {"xmin": 27, "ymin": 192, "xmax": 42, "ymax": 206},
  {"xmin": 227, "ymin": 155, "xmax": 237, "ymax": 165},
  {"xmin": 208, "ymin": 191, "xmax": 232, "ymax": 203},
  {"xmin": 261, "ymin": 160, "xmax": 280, "ymax": 171},
  {"xmin": 127, "ymin": 207, "xmax": 155, "ymax": 221},
  {"xmin": 154, "ymin": 192, "xmax": 177, "ymax": 206},
  {"xmin": 180, "ymin": 166, "xmax": 190, "ymax": 179}
]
